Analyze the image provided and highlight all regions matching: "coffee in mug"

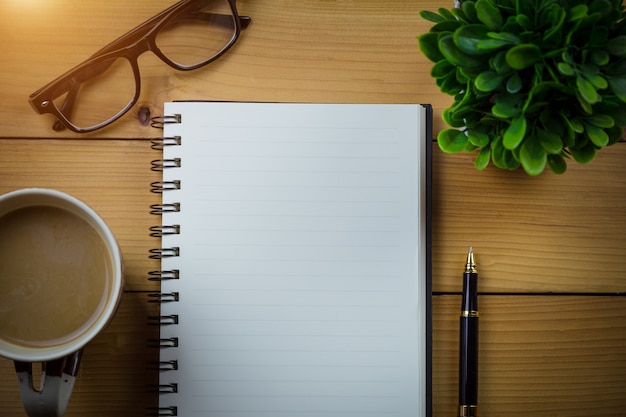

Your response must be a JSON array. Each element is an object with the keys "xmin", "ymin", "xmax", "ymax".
[{"xmin": 0, "ymin": 188, "xmax": 123, "ymax": 417}]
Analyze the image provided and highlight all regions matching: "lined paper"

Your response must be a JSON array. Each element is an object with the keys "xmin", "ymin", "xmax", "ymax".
[{"xmin": 158, "ymin": 102, "xmax": 429, "ymax": 417}]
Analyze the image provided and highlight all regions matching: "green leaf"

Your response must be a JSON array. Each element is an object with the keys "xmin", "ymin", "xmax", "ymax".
[
  {"xmin": 477, "ymin": 39, "xmax": 511, "ymax": 51},
  {"xmin": 475, "ymin": 70, "xmax": 505, "ymax": 92},
  {"xmin": 468, "ymin": 130, "xmax": 490, "ymax": 147},
  {"xmin": 536, "ymin": 128, "xmax": 563, "ymax": 154},
  {"xmin": 420, "ymin": 10, "xmax": 445, "ymax": 23},
  {"xmin": 489, "ymin": 51, "xmax": 509, "ymax": 75},
  {"xmin": 520, "ymin": 136, "xmax": 547, "ymax": 175},
  {"xmin": 557, "ymin": 62, "xmax": 576, "ymax": 76},
  {"xmin": 576, "ymin": 75, "xmax": 599, "ymax": 104},
  {"xmin": 437, "ymin": 129, "xmax": 468, "ymax": 153},
  {"xmin": 419, "ymin": 10, "xmax": 446, "ymax": 23},
  {"xmin": 607, "ymin": 76, "xmax": 626, "ymax": 103},
  {"xmin": 453, "ymin": 24, "xmax": 491, "ymax": 55},
  {"xmin": 568, "ymin": 118, "xmax": 584, "ymax": 133},
  {"xmin": 474, "ymin": 146, "xmax": 491, "ymax": 170},
  {"xmin": 606, "ymin": 35, "xmax": 626, "ymax": 57},
  {"xmin": 451, "ymin": 6, "xmax": 471, "ymax": 24},
  {"xmin": 568, "ymin": 4, "xmax": 588, "ymax": 21},
  {"xmin": 431, "ymin": 60, "xmax": 456, "ymax": 78},
  {"xmin": 492, "ymin": 93, "xmax": 524, "ymax": 118},
  {"xmin": 448, "ymin": 106, "xmax": 474, "ymax": 126},
  {"xmin": 575, "ymin": 90, "xmax": 594, "ymax": 114},
  {"xmin": 503, "ymin": 114, "xmax": 527, "ymax": 149},
  {"xmin": 431, "ymin": 20, "xmax": 463, "ymax": 33},
  {"xmin": 418, "ymin": 33, "xmax": 445, "ymax": 62},
  {"xmin": 583, "ymin": 122, "xmax": 609, "ymax": 147},
  {"xmin": 461, "ymin": 1, "xmax": 479, "ymax": 23},
  {"xmin": 561, "ymin": 51, "xmax": 574, "ymax": 65},
  {"xmin": 591, "ymin": 49, "xmax": 610, "ymax": 66},
  {"xmin": 437, "ymin": 73, "xmax": 464, "ymax": 95},
  {"xmin": 491, "ymin": 137, "xmax": 520, "ymax": 170},
  {"xmin": 506, "ymin": 73, "xmax": 523, "ymax": 93},
  {"xmin": 438, "ymin": 34, "xmax": 486, "ymax": 69},
  {"xmin": 505, "ymin": 44, "xmax": 542, "ymax": 70},
  {"xmin": 570, "ymin": 142, "xmax": 597, "ymax": 164},
  {"xmin": 487, "ymin": 31, "xmax": 520, "ymax": 44},
  {"xmin": 583, "ymin": 73, "xmax": 608, "ymax": 90},
  {"xmin": 584, "ymin": 114, "xmax": 614, "ymax": 128},
  {"xmin": 438, "ymin": 8, "xmax": 457, "ymax": 21},
  {"xmin": 442, "ymin": 107, "xmax": 465, "ymax": 127},
  {"xmin": 490, "ymin": 137, "xmax": 507, "ymax": 169},
  {"xmin": 547, "ymin": 154, "xmax": 567, "ymax": 174},
  {"xmin": 475, "ymin": 0, "xmax": 503, "ymax": 30}
]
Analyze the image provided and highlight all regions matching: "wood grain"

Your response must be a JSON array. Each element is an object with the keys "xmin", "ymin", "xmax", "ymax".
[
  {"xmin": 0, "ymin": 139, "xmax": 161, "ymax": 291},
  {"xmin": 0, "ymin": 0, "xmax": 447, "ymax": 138},
  {"xmin": 432, "ymin": 141, "xmax": 626, "ymax": 293},
  {"xmin": 433, "ymin": 296, "xmax": 626, "ymax": 417},
  {"xmin": 0, "ymin": 1, "xmax": 624, "ymax": 416}
]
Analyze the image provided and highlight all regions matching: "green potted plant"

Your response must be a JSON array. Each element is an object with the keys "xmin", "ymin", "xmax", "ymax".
[{"xmin": 418, "ymin": 0, "xmax": 626, "ymax": 175}]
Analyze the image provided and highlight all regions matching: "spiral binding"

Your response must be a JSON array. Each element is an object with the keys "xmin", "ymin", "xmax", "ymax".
[
  {"xmin": 148, "ymin": 114, "xmax": 183, "ymax": 417},
  {"xmin": 146, "ymin": 406, "xmax": 177, "ymax": 417},
  {"xmin": 148, "ymin": 315, "xmax": 179, "ymax": 326},
  {"xmin": 151, "ymin": 158, "xmax": 181, "ymax": 172},
  {"xmin": 148, "ymin": 292, "xmax": 180, "ymax": 303},
  {"xmin": 150, "ymin": 203, "xmax": 181, "ymax": 215},
  {"xmin": 150, "ymin": 114, "xmax": 181, "ymax": 129},
  {"xmin": 151, "ymin": 136, "xmax": 181, "ymax": 150},
  {"xmin": 148, "ymin": 337, "xmax": 179, "ymax": 348},
  {"xmin": 149, "ymin": 225, "xmax": 181, "ymax": 237},
  {"xmin": 148, "ymin": 269, "xmax": 180, "ymax": 281},
  {"xmin": 147, "ymin": 360, "xmax": 179, "ymax": 371},
  {"xmin": 149, "ymin": 383, "xmax": 178, "ymax": 394},
  {"xmin": 150, "ymin": 180, "xmax": 181, "ymax": 194}
]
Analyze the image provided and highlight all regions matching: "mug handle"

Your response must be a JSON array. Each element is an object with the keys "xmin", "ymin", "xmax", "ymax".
[{"xmin": 14, "ymin": 350, "xmax": 83, "ymax": 417}]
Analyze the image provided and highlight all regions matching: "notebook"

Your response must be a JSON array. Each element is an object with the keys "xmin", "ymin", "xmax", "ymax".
[{"xmin": 149, "ymin": 102, "xmax": 432, "ymax": 417}]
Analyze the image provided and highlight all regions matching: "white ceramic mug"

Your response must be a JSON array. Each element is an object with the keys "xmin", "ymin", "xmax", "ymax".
[{"xmin": 0, "ymin": 189, "xmax": 124, "ymax": 417}]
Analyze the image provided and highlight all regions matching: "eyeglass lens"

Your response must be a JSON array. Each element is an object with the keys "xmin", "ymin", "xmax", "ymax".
[
  {"xmin": 156, "ymin": 0, "xmax": 237, "ymax": 68},
  {"xmin": 55, "ymin": 0, "xmax": 237, "ymax": 131}
]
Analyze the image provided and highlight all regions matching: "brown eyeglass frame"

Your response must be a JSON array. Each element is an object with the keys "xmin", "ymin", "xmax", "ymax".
[{"xmin": 28, "ymin": 0, "xmax": 251, "ymax": 133}]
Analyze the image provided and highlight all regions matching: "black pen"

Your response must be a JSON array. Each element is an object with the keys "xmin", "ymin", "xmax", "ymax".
[{"xmin": 459, "ymin": 247, "xmax": 479, "ymax": 417}]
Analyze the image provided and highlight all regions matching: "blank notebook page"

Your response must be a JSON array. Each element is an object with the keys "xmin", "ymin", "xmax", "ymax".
[{"xmin": 157, "ymin": 102, "xmax": 429, "ymax": 417}]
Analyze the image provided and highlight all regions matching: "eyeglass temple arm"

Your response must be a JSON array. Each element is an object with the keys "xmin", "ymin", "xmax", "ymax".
[{"xmin": 52, "ymin": 13, "xmax": 251, "ymax": 131}]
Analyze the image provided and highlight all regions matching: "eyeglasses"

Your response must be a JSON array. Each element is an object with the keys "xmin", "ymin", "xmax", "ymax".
[{"xmin": 28, "ymin": 0, "xmax": 251, "ymax": 133}]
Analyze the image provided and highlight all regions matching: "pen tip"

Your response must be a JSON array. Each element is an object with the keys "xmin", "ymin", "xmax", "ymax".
[{"xmin": 465, "ymin": 246, "xmax": 477, "ymax": 273}]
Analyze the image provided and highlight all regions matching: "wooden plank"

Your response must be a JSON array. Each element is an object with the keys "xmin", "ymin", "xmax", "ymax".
[
  {"xmin": 0, "ymin": 0, "xmax": 449, "ymax": 138},
  {"xmin": 2, "ymin": 294, "xmax": 624, "ymax": 417},
  {"xmin": 2, "ymin": 131, "xmax": 623, "ymax": 297},
  {"xmin": 433, "ymin": 295, "xmax": 626, "ymax": 417},
  {"xmin": 0, "ymin": 139, "xmax": 161, "ymax": 291},
  {"xmin": 0, "ymin": 291, "xmax": 160, "ymax": 417},
  {"xmin": 432, "ymin": 141, "xmax": 626, "ymax": 293},
  {"xmin": 0, "ymin": 1, "xmax": 624, "ymax": 416}
]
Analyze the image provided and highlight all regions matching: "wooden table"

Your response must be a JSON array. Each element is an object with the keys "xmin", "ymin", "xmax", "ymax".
[{"xmin": 0, "ymin": 1, "xmax": 625, "ymax": 416}]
